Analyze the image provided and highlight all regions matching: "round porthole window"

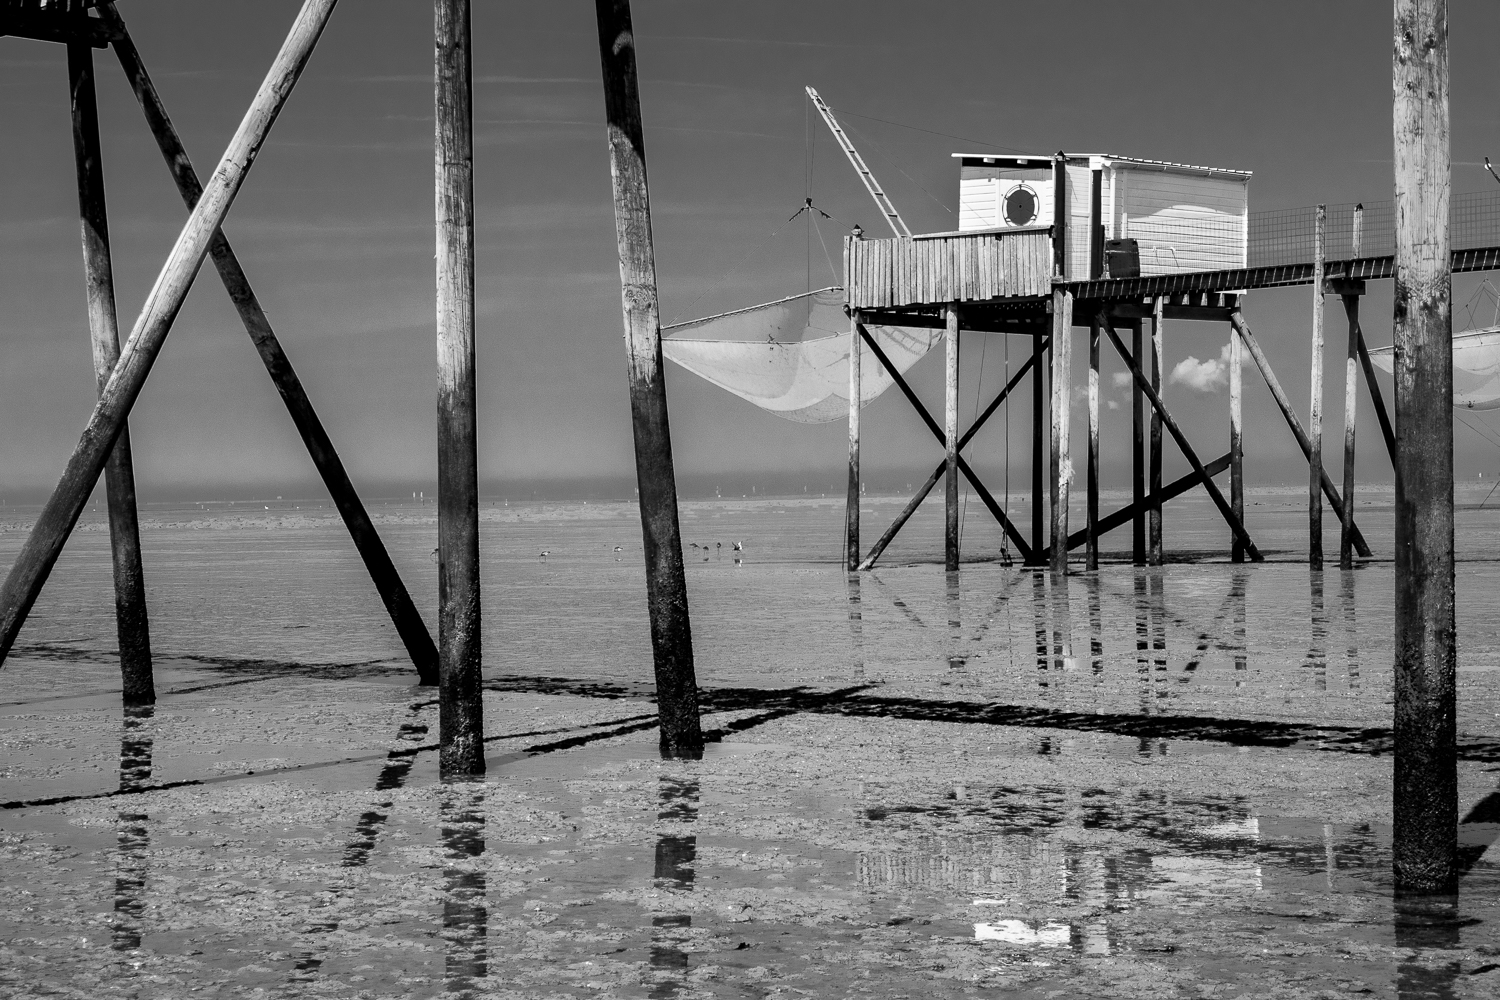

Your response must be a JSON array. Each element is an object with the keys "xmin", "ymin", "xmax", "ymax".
[{"xmin": 1003, "ymin": 184, "xmax": 1039, "ymax": 227}]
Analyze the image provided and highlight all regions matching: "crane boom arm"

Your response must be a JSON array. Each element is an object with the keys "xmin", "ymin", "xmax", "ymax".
[{"xmin": 806, "ymin": 86, "xmax": 911, "ymax": 238}]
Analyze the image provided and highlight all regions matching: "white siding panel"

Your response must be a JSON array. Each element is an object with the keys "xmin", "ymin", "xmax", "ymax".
[
  {"xmin": 1121, "ymin": 170, "xmax": 1248, "ymax": 273},
  {"xmin": 959, "ymin": 167, "xmax": 998, "ymax": 231}
]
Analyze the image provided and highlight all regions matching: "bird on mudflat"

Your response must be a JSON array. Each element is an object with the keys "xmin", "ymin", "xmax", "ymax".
[
  {"xmin": 732, "ymin": 541, "xmax": 743, "ymax": 551},
  {"xmin": 613, "ymin": 545, "xmax": 623, "ymax": 552},
  {"xmin": 538, "ymin": 550, "xmax": 550, "ymax": 561}
]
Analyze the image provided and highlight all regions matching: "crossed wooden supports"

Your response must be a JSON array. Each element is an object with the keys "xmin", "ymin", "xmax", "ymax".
[
  {"xmin": 0, "ymin": 0, "xmax": 441, "ymax": 691},
  {"xmin": 852, "ymin": 291, "xmax": 1389, "ymax": 572}
]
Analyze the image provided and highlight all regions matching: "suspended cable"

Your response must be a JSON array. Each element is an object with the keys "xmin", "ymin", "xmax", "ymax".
[
  {"xmin": 828, "ymin": 104, "xmax": 1035, "ymax": 156},
  {"xmin": 839, "ymin": 117, "xmax": 956, "ymax": 218},
  {"xmin": 811, "ymin": 212, "xmax": 839, "ymax": 285}
]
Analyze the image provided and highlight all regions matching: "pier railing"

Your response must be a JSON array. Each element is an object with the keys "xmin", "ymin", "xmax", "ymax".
[{"xmin": 844, "ymin": 228, "xmax": 1052, "ymax": 309}]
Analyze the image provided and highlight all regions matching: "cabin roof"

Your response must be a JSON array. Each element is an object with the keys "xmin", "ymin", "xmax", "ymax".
[{"xmin": 951, "ymin": 152, "xmax": 1251, "ymax": 180}]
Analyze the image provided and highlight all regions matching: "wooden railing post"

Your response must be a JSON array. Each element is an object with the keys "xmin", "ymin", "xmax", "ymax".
[
  {"xmin": 67, "ymin": 32, "xmax": 153, "ymax": 704},
  {"xmin": 595, "ymin": 0, "xmax": 702, "ymax": 755},
  {"xmin": 0, "ymin": 0, "xmax": 340, "ymax": 667},
  {"xmin": 1392, "ymin": 0, "xmax": 1456, "ymax": 892}
]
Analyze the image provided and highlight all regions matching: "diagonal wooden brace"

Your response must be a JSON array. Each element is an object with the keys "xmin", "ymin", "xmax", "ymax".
[
  {"xmin": 1346, "ymin": 301, "xmax": 1398, "ymax": 466},
  {"xmin": 1065, "ymin": 453, "xmax": 1231, "ymax": 552},
  {"xmin": 0, "ymin": 0, "xmax": 341, "ymax": 666},
  {"xmin": 1229, "ymin": 310, "xmax": 1373, "ymax": 558},
  {"xmin": 1100, "ymin": 312, "xmax": 1264, "ymax": 562},
  {"xmin": 858, "ymin": 324, "xmax": 1032, "ymax": 560},
  {"xmin": 99, "ymin": 3, "xmax": 438, "ymax": 685},
  {"xmin": 858, "ymin": 343, "xmax": 1042, "ymax": 569}
]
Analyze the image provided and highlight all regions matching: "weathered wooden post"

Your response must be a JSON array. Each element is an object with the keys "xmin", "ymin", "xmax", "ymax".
[
  {"xmin": 0, "ymin": 0, "xmax": 340, "ymax": 666},
  {"xmin": 595, "ymin": 0, "xmax": 702, "ymax": 754},
  {"xmin": 1340, "ymin": 205, "xmax": 1364, "ymax": 570},
  {"xmin": 1050, "ymin": 289, "xmax": 1072, "ymax": 575},
  {"xmin": 67, "ymin": 32, "xmax": 153, "ymax": 704},
  {"xmin": 1309, "ymin": 205, "xmax": 1327, "ymax": 570},
  {"xmin": 846, "ymin": 310, "xmax": 861, "ymax": 572},
  {"xmin": 1133, "ymin": 323, "xmax": 1146, "ymax": 565},
  {"xmin": 1086, "ymin": 316, "xmax": 1100, "ymax": 571},
  {"xmin": 1229, "ymin": 320, "xmax": 1245, "ymax": 563},
  {"xmin": 435, "ymin": 0, "xmax": 483, "ymax": 777},
  {"xmin": 1031, "ymin": 329, "xmax": 1047, "ymax": 564},
  {"xmin": 1149, "ymin": 297, "xmax": 1164, "ymax": 564},
  {"xmin": 1392, "ymin": 0, "xmax": 1456, "ymax": 892},
  {"xmin": 945, "ymin": 304, "xmax": 960, "ymax": 572}
]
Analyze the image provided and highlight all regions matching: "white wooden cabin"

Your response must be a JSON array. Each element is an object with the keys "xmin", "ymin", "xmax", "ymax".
[{"xmin": 953, "ymin": 153, "xmax": 1251, "ymax": 279}]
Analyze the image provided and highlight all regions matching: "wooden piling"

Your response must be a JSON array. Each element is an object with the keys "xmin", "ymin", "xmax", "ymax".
[
  {"xmin": 1340, "ymin": 206, "xmax": 1364, "ymax": 570},
  {"xmin": 1032, "ymin": 328, "xmax": 1046, "ymax": 564},
  {"xmin": 1392, "ymin": 0, "xmax": 1456, "ymax": 892},
  {"xmin": 1050, "ymin": 289, "xmax": 1072, "ymax": 575},
  {"xmin": 1309, "ymin": 205, "xmax": 1326, "ymax": 570},
  {"xmin": 1086, "ymin": 316, "xmax": 1100, "ymax": 571},
  {"xmin": 595, "ymin": 0, "xmax": 702, "ymax": 755},
  {"xmin": 945, "ymin": 304, "xmax": 960, "ymax": 572},
  {"xmin": 0, "ymin": 0, "xmax": 340, "ymax": 667},
  {"xmin": 1133, "ymin": 323, "xmax": 1146, "ymax": 565},
  {"xmin": 67, "ymin": 35, "xmax": 153, "ymax": 704},
  {"xmin": 1229, "ymin": 320, "xmax": 1245, "ymax": 563},
  {"xmin": 435, "ymin": 0, "xmax": 483, "ymax": 777},
  {"xmin": 1149, "ymin": 297, "xmax": 1164, "ymax": 564},
  {"xmin": 102, "ymin": 4, "xmax": 439, "ymax": 685},
  {"xmin": 846, "ymin": 310, "xmax": 861, "ymax": 572}
]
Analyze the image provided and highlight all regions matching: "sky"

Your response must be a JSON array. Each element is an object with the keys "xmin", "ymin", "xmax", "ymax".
[{"xmin": 4, "ymin": 1, "xmax": 1500, "ymax": 501}]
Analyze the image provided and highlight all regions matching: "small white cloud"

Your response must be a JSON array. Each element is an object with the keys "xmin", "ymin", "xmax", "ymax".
[
  {"xmin": 1112, "ymin": 372, "xmax": 1132, "ymax": 389},
  {"xmin": 1170, "ymin": 344, "xmax": 1232, "ymax": 393},
  {"xmin": 1107, "ymin": 399, "xmax": 1120, "ymax": 411}
]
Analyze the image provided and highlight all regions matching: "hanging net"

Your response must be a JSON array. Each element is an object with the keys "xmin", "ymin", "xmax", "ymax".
[
  {"xmin": 1366, "ymin": 325, "xmax": 1500, "ymax": 410},
  {"xmin": 661, "ymin": 287, "xmax": 943, "ymax": 423}
]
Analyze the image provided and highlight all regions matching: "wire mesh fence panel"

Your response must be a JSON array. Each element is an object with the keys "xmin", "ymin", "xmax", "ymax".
[{"xmin": 1247, "ymin": 190, "xmax": 1500, "ymax": 269}]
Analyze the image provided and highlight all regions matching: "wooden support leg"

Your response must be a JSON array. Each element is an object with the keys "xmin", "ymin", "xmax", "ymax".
[
  {"xmin": 1050, "ymin": 289, "xmax": 1072, "ymax": 576},
  {"xmin": 846, "ymin": 311, "xmax": 860, "ymax": 572},
  {"xmin": 1229, "ymin": 320, "xmax": 1245, "ymax": 564},
  {"xmin": 1133, "ymin": 322, "xmax": 1146, "ymax": 565},
  {"xmin": 1032, "ymin": 329, "xmax": 1046, "ymax": 564},
  {"xmin": 1341, "ymin": 294, "xmax": 1360, "ymax": 570},
  {"xmin": 1309, "ymin": 205, "xmax": 1326, "ymax": 570},
  {"xmin": 945, "ymin": 304, "xmax": 960, "ymax": 572},
  {"xmin": 0, "ymin": 0, "xmax": 340, "ymax": 667},
  {"xmin": 67, "ymin": 36, "xmax": 153, "ymax": 705},
  {"xmin": 1100, "ymin": 313, "xmax": 1262, "ymax": 561},
  {"xmin": 1149, "ymin": 297, "xmax": 1164, "ymax": 565},
  {"xmin": 1392, "ymin": 0, "xmax": 1456, "ymax": 892},
  {"xmin": 102, "ymin": 4, "xmax": 439, "ymax": 685},
  {"xmin": 1229, "ymin": 310, "xmax": 1374, "ymax": 558},
  {"xmin": 595, "ymin": 0, "xmax": 702, "ymax": 756},
  {"xmin": 1087, "ymin": 316, "xmax": 1100, "ymax": 571},
  {"xmin": 436, "ymin": 0, "xmax": 483, "ymax": 777},
  {"xmin": 1066, "ymin": 453, "xmax": 1231, "ymax": 551}
]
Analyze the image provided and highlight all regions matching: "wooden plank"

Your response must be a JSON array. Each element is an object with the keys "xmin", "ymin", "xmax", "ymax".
[
  {"xmin": 1341, "ymin": 290, "xmax": 1360, "ymax": 569},
  {"xmin": 1101, "ymin": 313, "xmax": 1263, "ymax": 561},
  {"xmin": 1230, "ymin": 310, "xmax": 1374, "ymax": 557},
  {"xmin": 1, "ymin": 9, "xmax": 119, "ymax": 47},
  {"xmin": 103, "ymin": 3, "xmax": 441, "ymax": 686},
  {"xmin": 1230, "ymin": 320, "xmax": 1245, "ymax": 563},
  {"xmin": 945, "ymin": 304, "xmax": 960, "ymax": 571},
  {"xmin": 1087, "ymin": 315, "xmax": 1100, "ymax": 571},
  {"xmin": 1309, "ymin": 205, "xmax": 1326, "ymax": 569},
  {"xmin": 595, "ymin": 0, "xmax": 702, "ymax": 756},
  {"xmin": 68, "ymin": 35, "xmax": 153, "ymax": 704},
  {"xmin": 1392, "ymin": 0, "xmax": 1456, "ymax": 891},
  {"xmin": 846, "ymin": 311, "xmax": 860, "ymax": 571},
  {"xmin": 1032, "ymin": 329, "xmax": 1046, "ymax": 563},
  {"xmin": 1133, "ymin": 323, "xmax": 1146, "ymax": 565},
  {"xmin": 1355, "ymin": 321, "xmax": 1398, "ymax": 465},
  {"xmin": 1066, "ymin": 453, "xmax": 1231, "ymax": 551},
  {"xmin": 0, "ymin": 0, "xmax": 340, "ymax": 669}
]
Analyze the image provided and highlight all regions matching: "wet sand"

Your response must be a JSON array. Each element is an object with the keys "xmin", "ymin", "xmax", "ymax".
[{"xmin": 3, "ymin": 486, "xmax": 1500, "ymax": 997}]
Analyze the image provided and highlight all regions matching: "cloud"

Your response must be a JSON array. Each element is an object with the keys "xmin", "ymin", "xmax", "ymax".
[
  {"xmin": 1170, "ymin": 344, "xmax": 1232, "ymax": 393},
  {"xmin": 1107, "ymin": 399, "xmax": 1120, "ymax": 411},
  {"xmin": 1112, "ymin": 372, "xmax": 1132, "ymax": 389}
]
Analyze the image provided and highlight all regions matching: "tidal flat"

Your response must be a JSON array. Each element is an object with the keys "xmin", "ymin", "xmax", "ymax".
[{"xmin": 3, "ymin": 485, "xmax": 1500, "ymax": 997}]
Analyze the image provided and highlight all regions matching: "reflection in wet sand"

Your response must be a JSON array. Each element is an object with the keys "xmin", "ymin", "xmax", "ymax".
[
  {"xmin": 441, "ymin": 781, "xmax": 488, "ymax": 995},
  {"xmin": 845, "ymin": 573, "xmax": 864, "ymax": 679},
  {"xmin": 945, "ymin": 572, "xmax": 965, "ymax": 670},
  {"xmin": 1341, "ymin": 570, "xmax": 1361, "ymax": 690},
  {"xmin": 1307, "ymin": 572, "xmax": 1328, "ymax": 692},
  {"xmin": 112, "ymin": 704, "xmax": 154, "ymax": 952},
  {"xmin": 649, "ymin": 775, "xmax": 699, "ymax": 999},
  {"xmin": 1231, "ymin": 568, "xmax": 1249, "ymax": 684},
  {"xmin": 1394, "ymin": 892, "xmax": 1463, "ymax": 1000},
  {"xmin": 1086, "ymin": 575, "xmax": 1104, "ymax": 680}
]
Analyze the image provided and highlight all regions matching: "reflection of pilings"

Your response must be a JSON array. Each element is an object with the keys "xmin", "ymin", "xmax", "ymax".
[
  {"xmin": 1231, "ymin": 569, "xmax": 1249, "ymax": 686},
  {"xmin": 342, "ymin": 719, "xmax": 427, "ymax": 868},
  {"xmin": 1133, "ymin": 573, "xmax": 1151, "ymax": 713},
  {"xmin": 1341, "ymin": 570, "xmax": 1360, "ymax": 690},
  {"xmin": 112, "ymin": 704, "xmax": 153, "ymax": 951},
  {"xmin": 1050, "ymin": 573, "xmax": 1073, "ymax": 676},
  {"xmin": 441, "ymin": 782, "xmax": 487, "ymax": 995},
  {"xmin": 1306, "ymin": 573, "xmax": 1328, "ymax": 692},
  {"xmin": 649, "ymin": 775, "xmax": 699, "ymax": 999},
  {"xmin": 1086, "ymin": 575, "xmax": 1104, "ymax": 681},
  {"xmin": 1149, "ymin": 572, "xmax": 1167, "ymax": 706},
  {"xmin": 1394, "ymin": 892, "xmax": 1462, "ymax": 1000}
]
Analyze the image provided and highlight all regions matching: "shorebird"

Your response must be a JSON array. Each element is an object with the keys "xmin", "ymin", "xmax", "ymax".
[
  {"xmin": 538, "ymin": 550, "xmax": 550, "ymax": 561},
  {"xmin": 732, "ymin": 540, "xmax": 743, "ymax": 551},
  {"xmin": 613, "ymin": 545, "xmax": 623, "ymax": 552}
]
